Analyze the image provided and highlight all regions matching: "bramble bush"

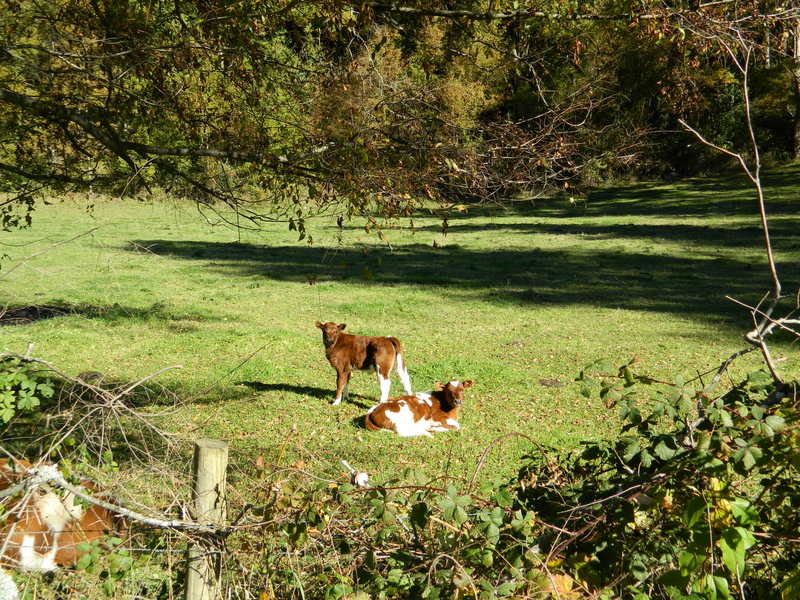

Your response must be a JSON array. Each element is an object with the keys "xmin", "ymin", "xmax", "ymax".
[
  {"xmin": 0, "ymin": 357, "xmax": 54, "ymax": 423},
  {"xmin": 231, "ymin": 357, "xmax": 798, "ymax": 600}
]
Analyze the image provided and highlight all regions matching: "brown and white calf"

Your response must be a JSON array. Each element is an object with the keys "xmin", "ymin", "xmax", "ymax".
[
  {"xmin": 365, "ymin": 379, "xmax": 473, "ymax": 437},
  {"xmin": 315, "ymin": 321, "xmax": 413, "ymax": 405},
  {"xmin": 0, "ymin": 459, "xmax": 125, "ymax": 572}
]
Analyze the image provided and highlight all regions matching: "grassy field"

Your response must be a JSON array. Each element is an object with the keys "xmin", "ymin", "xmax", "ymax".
[{"xmin": 2, "ymin": 165, "xmax": 799, "ymax": 492}]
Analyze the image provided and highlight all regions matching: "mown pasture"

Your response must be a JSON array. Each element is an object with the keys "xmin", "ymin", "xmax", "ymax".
[{"xmin": 2, "ymin": 166, "xmax": 799, "ymax": 491}]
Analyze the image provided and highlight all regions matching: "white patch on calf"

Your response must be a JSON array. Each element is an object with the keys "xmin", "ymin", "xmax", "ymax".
[
  {"xmin": 396, "ymin": 354, "xmax": 413, "ymax": 395},
  {"xmin": 18, "ymin": 534, "xmax": 59, "ymax": 572},
  {"xmin": 449, "ymin": 380, "xmax": 460, "ymax": 387},
  {"xmin": 385, "ymin": 403, "xmax": 433, "ymax": 437},
  {"xmin": 376, "ymin": 369, "xmax": 392, "ymax": 402},
  {"xmin": 446, "ymin": 418, "xmax": 460, "ymax": 429},
  {"xmin": 35, "ymin": 492, "xmax": 83, "ymax": 535}
]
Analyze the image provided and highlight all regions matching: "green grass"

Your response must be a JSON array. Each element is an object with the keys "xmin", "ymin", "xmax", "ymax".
[{"xmin": 2, "ymin": 165, "xmax": 800, "ymax": 489}]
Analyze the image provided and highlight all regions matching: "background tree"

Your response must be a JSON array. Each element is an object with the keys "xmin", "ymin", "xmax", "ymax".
[{"xmin": 0, "ymin": 0, "xmax": 797, "ymax": 234}]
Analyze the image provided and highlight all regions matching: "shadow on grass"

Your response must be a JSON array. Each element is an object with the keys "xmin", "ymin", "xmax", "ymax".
[
  {"xmin": 401, "ymin": 164, "xmax": 800, "ymax": 221},
  {"xmin": 237, "ymin": 381, "xmax": 330, "ymax": 399},
  {"xmin": 129, "ymin": 238, "xmax": 799, "ymax": 325},
  {"xmin": 351, "ymin": 415, "xmax": 368, "ymax": 430},
  {"xmin": 410, "ymin": 221, "xmax": 800, "ymax": 253},
  {"xmin": 237, "ymin": 381, "xmax": 373, "ymax": 409},
  {"xmin": 0, "ymin": 301, "xmax": 216, "ymax": 327}
]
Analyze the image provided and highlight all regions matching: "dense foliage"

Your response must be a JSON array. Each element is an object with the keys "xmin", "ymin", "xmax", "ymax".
[
  {"xmin": 1, "ymin": 1, "xmax": 798, "ymax": 232},
  {"xmin": 211, "ymin": 358, "xmax": 798, "ymax": 599}
]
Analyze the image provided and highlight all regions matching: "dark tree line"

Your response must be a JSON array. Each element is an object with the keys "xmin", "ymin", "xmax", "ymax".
[{"xmin": 0, "ymin": 0, "xmax": 797, "ymax": 232}]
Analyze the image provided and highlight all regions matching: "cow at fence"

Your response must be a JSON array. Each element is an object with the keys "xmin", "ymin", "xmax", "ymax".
[
  {"xmin": 365, "ymin": 379, "xmax": 473, "ymax": 437},
  {"xmin": 0, "ymin": 459, "xmax": 125, "ymax": 572},
  {"xmin": 315, "ymin": 321, "xmax": 413, "ymax": 405}
]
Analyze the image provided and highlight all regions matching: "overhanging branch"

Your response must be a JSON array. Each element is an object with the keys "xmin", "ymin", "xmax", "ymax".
[{"xmin": 0, "ymin": 87, "xmax": 337, "ymax": 179}]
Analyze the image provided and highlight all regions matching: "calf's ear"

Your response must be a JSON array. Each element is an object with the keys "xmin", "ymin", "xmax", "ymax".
[
  {"xmin": 462, "ymin": 380, "xmax": 474, "ymax": 388},
  {"xmin": 433, "ymin": 381, "xmax": 444, "ymax": 391},
  {"xmin": 315, "ymin": 321, "xmax": 323, "ymax": 329},
  {"xmin": 338, "ymin": 323, "xmax": 347, "ymax": 330}
]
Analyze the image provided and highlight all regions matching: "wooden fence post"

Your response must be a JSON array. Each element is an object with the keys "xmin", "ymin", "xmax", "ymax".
[{"xmin": 185, "ymin": 438, "xmax": 229, "ymax": 600}]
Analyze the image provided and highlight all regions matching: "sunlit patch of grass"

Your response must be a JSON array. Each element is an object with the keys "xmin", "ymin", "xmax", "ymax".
[{"xmin": 2, "ymin": 165, "xmax": 799, "ymax": 486}]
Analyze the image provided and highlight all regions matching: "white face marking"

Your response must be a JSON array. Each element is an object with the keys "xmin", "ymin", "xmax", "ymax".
[{"xmin": 449, "ymin": 380, "xmax": 460, "ymax": 387}]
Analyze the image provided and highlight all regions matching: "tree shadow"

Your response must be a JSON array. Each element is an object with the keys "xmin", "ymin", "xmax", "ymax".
[
  {"xmin": 128, "ymin": 238, "xmax": 799, "ymax": 325},
  {"xmin": 0, "ymin": 301, "xmax": 216, "ymax": 327},
  {"xmin": 236, "ymin": 381, "xmax": 330, "ymax": 399},
  {"xmin": 236, "ymin": 381, "xmax": 374, "ymax": 409}
]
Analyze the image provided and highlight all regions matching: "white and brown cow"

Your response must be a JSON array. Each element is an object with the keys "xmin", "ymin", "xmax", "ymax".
[
  {"xmin": 0, "ymin": 459, "xmax": 125, "ymax": 572},
  {"xmin": 315, "ymin": 321, "xmax": 413, "ymax": 405},
  {"xmin": 365, "ymin": 379, "xmax": 473, "ymax": 437}
]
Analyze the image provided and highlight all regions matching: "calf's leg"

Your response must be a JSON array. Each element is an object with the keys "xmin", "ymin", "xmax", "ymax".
[
  {"xmin": 375, "ymin": 364, "xmax": 392, "ymax": 402},
  {"xmin": 333, "ymin": 369, "xmax": 350, "ymax": 406},
  {"xmin": 395, "ymin": 353, "xmax": 413, "ymax": 395}
]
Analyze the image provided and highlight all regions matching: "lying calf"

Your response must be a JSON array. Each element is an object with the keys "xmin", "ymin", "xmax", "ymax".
[
  {"xmin": 365, "ymin": 379, "xmax": 473, "ymax": 437},
  {"xmin": 0, "ymin": 459, "xmax": 125, "ymax": 572}
]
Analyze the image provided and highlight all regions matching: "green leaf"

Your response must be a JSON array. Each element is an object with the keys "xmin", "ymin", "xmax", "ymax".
[
  {"xmin": 719, "ymin": 528, "xmax": 745, "ymax": 576},
  {"xmin": 622, "ymin": 438, "xmax": 640, "ymax": 463},
  {"xmin": 109, "ymin": 553, "xmax": 133, "ymax": 573},
  {"xmin": 678, "ymin": 549, "xmax": 704, "ymax": 575},
  {"xmin": 484, "ymin": 523, "xmax": 500, "ymax": 545},
  {"xmin": 75, "ymin": 541, "xmax": 93, "ymax": 553},
  {"xmin": 653, "ymin": 436, "xmax": 678, "ymax": 460},
  {"xmin": 765, "ymin": 414, "xmax": 786, "ymax": 432},
  {"xmin": 493, "ymin": 488, "xmax": 513, "ymax": 508},
  {"xmin": 730, "ymin": 498, "xmax": 759, "ymax": 526},
  {"xmin": 713, "ymin": 575, "xmax": 731, "ymax": 599},
  {"xmin": 75, "ymin": 552, "xmax": 93, "ymax": 570},
  {"xmin": 781, "ymin": 570, "xmax": 800, "ymax": 599},
  {"xmin": 410, "ymin": 502, "xmax": 428, "ymax": 528},
  {"xmin": 682, "ymin": 497, "xmax": 707, "ymax": 528}
]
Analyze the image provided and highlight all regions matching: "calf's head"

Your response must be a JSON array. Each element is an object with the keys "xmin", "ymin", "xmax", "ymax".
[
  {"xmin": 434, "ymin": 379, "xmax": 474, "ymax": 410},
  {"xmin": 315, "ymin": 321, "xmax": 346, "ymax": 347}
]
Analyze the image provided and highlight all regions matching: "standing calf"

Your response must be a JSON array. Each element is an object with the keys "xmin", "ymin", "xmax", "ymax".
[
  {"xmin": 0, "ymin": 459, "xmax": 125, "ymax": 572},
  {"xmin": 365, "ymin": 379, "xmax": 473, "ymax": 437},
  {"xmin": 315, "ymin": 321, "xmax": 413, "ymax": 405}
]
